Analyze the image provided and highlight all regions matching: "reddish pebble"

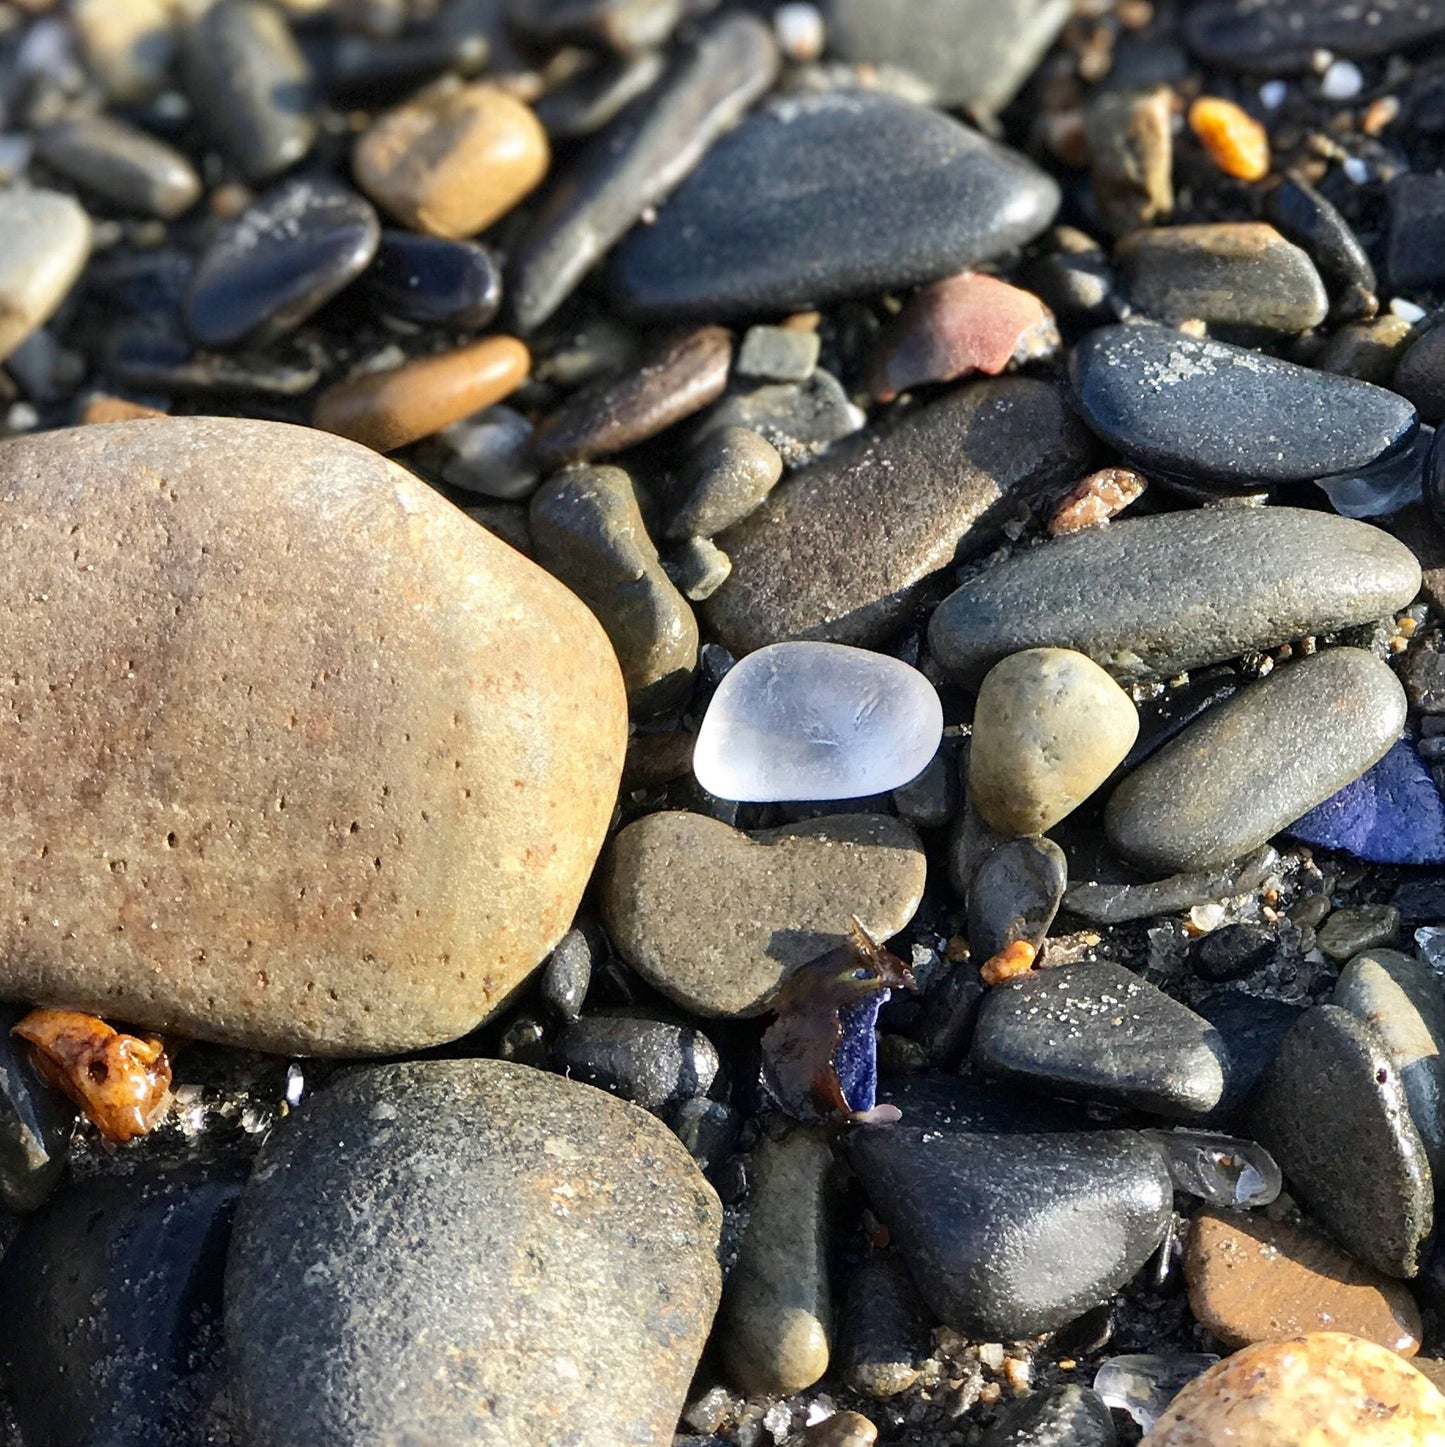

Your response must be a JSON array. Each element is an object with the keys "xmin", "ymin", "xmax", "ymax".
[
  {"xmin": 870, "ymin": 273, "xmax": 1059, "ymax": 402},
  {"xmin": 1048, "ymin": 467, "xmax": 1148, "ymax": 535},
  {"xmin": 14, "ymin": 1007, "xmax": 170, "ymax": 1143}
]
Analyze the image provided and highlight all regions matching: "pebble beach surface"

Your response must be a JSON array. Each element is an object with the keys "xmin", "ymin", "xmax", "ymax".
[{"xmin": 8, "ymin": 2, "xmax": 1445, "ymax": 1446}]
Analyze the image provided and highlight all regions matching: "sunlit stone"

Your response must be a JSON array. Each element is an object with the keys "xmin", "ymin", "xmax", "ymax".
[
  {"xmin": 1095, "ymin": 1353, "xmax": 1219, "ymax": 1433},
  {"xmin": 693, "ymin": 641, "xmax": 943, "ymax": 802}
]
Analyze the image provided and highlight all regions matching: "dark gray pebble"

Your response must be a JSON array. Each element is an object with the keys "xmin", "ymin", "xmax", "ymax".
[
  {"xmin": 667, "ymin": 425, "xmax": 783, "ymax": 540},
  {"xmin": 532, "ymin": 48, "xmax": 668, "ymax": 140},
  {"xmin": 1185, "ymin": 0, "xmax": 1445, "ymax": 68},
  {"xmin": 1194, "ymin": 989, "xmax": 1306, "ymax": 1126},
  {"xmin": 1063, "ymin": 846, "xmax": 1279, "ymax": 926},
  {"xmin": 35, "ymin": 115, "xmax": 201, "ymax": 220},
  {"xmin": 549, "ymin": 1013, "xmax": 720, "ymax": 1114},
  {"xmin": 979, "ymin": 1385, "xmax": 1118, "ymax": 1447},
  {"xmin": 1264, "ymin": 171, "xmax": 1377, "ymax": 313},
  {"xmin": 1393, "ymin": 319, "xmax": 1445, "ymax": 425},
  {"xmin": 967, "ymin": 836, "xmax": 1067, "ymax": 961},
  {"xmin": 695, "ymin": 370, "xmax": 861, "ymax": 469},
  {"xmin": 541, "ymin": 925, "xmax": 594, "ymax": 1022},
  {"xmin": 1387, "ymin": 173, "xmax": 1445, "ymax": 293},
  {"xmin": 838, "ymin": 1253, "xmax": 933, "ymax": 1399},
  {"xmin": 365, "ymin": 232, "xmax": 501, "ymax": 331},
  {"xmin": 1193, "ymin": 922, "xmax": 1278, "ymax": 983}
]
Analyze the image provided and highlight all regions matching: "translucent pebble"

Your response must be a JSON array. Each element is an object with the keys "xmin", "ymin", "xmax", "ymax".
[
  {"xmin": 1141, "ymin": 1127, "xmax": 1282, "ymax": 1207},
  {"xmin": 1316, "ymin": 426, "xmax": 1430, "ymax": 518},
  {"xmin": 1393, "ymin": 297, "xmax": 1429, "ymax": 324},
  {"xmin": 692, "ymin": 641, "xmax": 943, "ymax": 802},
  {"xmin": 1259, "ymin": 80, "xmax": 1288, "ymax": 109},
  {"xmin": 1094, "ymin": 1353, "xmax": 1220, "ymax": 1432},
  {"xmin": 1321, "ymin": 59, "xmax": 1364, "ymax": 100},
  {"xmin": 1416, "ymin": 925, "xmax": 1445, "ymax": 977}
]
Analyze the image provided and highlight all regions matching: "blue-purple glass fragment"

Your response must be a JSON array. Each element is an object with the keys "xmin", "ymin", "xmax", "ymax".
[{"xmin": 834, "ymin": 991, "xmax": 888, "ymax": 1115}]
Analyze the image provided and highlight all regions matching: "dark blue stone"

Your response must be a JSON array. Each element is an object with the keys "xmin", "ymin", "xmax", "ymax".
[
  {"xmin": 365, "ymin": 232, "xmax": 502, "ymax": 331},
  {"xmin": 835, "ymin": 990, "xmax": 887, "ymax": 1115},
  {"xmin": 1288, "ymin": 737, "xmax": 1445, "ymax": 865}
]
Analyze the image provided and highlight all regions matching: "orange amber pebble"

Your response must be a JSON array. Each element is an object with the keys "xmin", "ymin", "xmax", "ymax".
[
  {"xmin": 980, "ymin": 939, "xmax": 1038, "ymax": 986},
  {"xmin": 13, "ymin": 1008, "xmax": 171, "ymax": 1143},
  {"xmin": 1189, "ymin": 97, "xmax": 1271, "ymax": 182}
]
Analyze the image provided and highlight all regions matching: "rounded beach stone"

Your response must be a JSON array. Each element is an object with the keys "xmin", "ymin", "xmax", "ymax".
[
  {"xmin": 0, "ymin": 189, "xmax": 91, "ymax": 365},
  {"xmin": 1184, "ymin": 1208, "xmax": 1422, "ymax": 1355},
  {"xmin": 969, "ymin": 649, "xmax": 1139, "ymax": 837},
  {"xmin": 0, "ymin": 418, "xmax": 624, "ymax": 1055},
  {"xmin": 35, "ymin": 115, "xmax": 202, "ymax": 220},
  {"xmin": 226, "ymin": 1059, "xmax": 721, "ymax": 1447},
  {"xmin": 313, "ymin": 335, "xmax": 530, "ymax": 452},
  {"xmin": 1140, "ymin": 1334, "xmax": 1445, "ymax": 1446},
  {"xmin": 599, "ymin": 811, "xmax": 926, "ymax": 1017},
  {"xmin": 353, "ymin": 83, "xmax": 549, "ymax": 239}
]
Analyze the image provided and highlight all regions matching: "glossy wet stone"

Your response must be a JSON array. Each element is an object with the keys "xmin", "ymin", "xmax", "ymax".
[
  {"xmin": 819, "ymin": 0, "xmax": 1072, "ymax": 114},
  {"xmin": 1109, "ymin": 649, "xmax": 1406, "ymax": 873},
  {"xmin": 848, "ymin": 1119, "xmax": 1172, "ymax": 1338},
  {"xmin": 1250, "ymin": 1005, "xmax": 1433, "ymax": 1278},
  {"xmin": 1334, "ymin": 949, "xmax": 1445, "ymax": 1177},
  {"xmin": 180, "ymin": 0, "xmax": 315, "ymax": 183},
  {"xmin": 1117, "ymin": 224, "xmax": 1328, "ymax": 333},
  {"xmin": 609, "ymin": 90, "xmax": 1060, "ymax": 320},
  {"xmin": 226, "ymin": 1060, "xmax": 721, "ymax": 1447},
  {"xmin": 706, "ymin": 378, "xmax": 1093, "ymax": 653},
  {"xmin": 529, "ymin": 463, "xmax": 698, "ymax": 715},
  {"xmin": 1264, "ymin": 172, "xmax": 1377, "ymax": 312},
  {"xmin": 971, "ymin": 959, "xmax": 1227, "ymax": 1117},
  {"xmin": 353, "ymin": 83, "xmax": 548, "ymax": 240},
  {"xmin": 1186, "ymin": 1209, "xmax": 1422, "ymax": 1354},
  {"xmin": 931, "ymin": 508, "xmax": 1419, "ymax": 686},
  {"xmin": 600, "ymin": 811, "xmax": 925, "ymax": 1017},
  {"xmin": 1070, "ymin": 324, "xmax": 1418, "ymax": 488},
  {"xmin": 532, "ymin": 326, "xmax": 733, "ymax": 470},
  {"xmin": 0, "ymin": 418, "xmax": 624, "ymax": 1055},
  {"xmin": 1388, "ymin": 173, "xmax": 1445, "ymax": 294},
  {"xmin": 1193, "ymin": 922, "xmax": 1278, "ymax": 982},
  {"xmin": 667, "ymin": 425, "xmax": 782, "ymax": 540},
  {"xmin": 979, "ymin": 1385, "xmax": 1118, "ymax": 1447},
  {"xmin": 550, "ymin": 1014, "xmax": 719, "ymax": 1114},
  {"xmin": 510, "ymin": 12, "xmax": 778, "ymax": 332},
  {"xmin": 968, "ymin": 648, "xmax": 1139, "ymax": 836},
  {"xmin": 0, "ymin": 1156, "xmax": 245, "ymax": 1447},
  {"xmin": 34, "ymin": 115, "xmax": 200, "ymax": 220},
  {"xmin": 186, "ymin": 178, "xmax": 379, "ymax": 350},
  {"xmin": 314, "ymin": 335, "xmax": 530, "ymax": 452},
  {"xmin": 364, "ymin": 232, "xmax": 501, "ymax": 330},
  {"xmin": 1288, "ymin": 738, "xmax": 1445, "ymax": 866},
  {"xmin": 720, "ymin": 1127, "xmax": 833, "ymax": 1396},
  {"xmin": 1185, "ymin": 0, "xmax": 1445, "ymax": 68},
  {"xmin": 693, "ymin": 642, "xmax": 943, "ymax": 803},
  {"xmin": 967, "ymin": 837, "xmax": 1067, "ymax": 961},
  {"xmin": 0, "ymin": 188, "xmax": 91, "ymax": 365},
  {"xmin": 507, "ymin": 0, "xmax": 682, "ymax": 52},
  {"xmin": 0, "ymin": 1005, "xmax": 74, "ymax": 1213},
  {"xmin": 74, "ymin": 0, "xmax": 175, "ymax": 103}
]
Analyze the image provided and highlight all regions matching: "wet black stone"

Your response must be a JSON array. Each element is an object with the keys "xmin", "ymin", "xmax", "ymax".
[
  {"xmin": 971, "ymin": 959, "xmax": 1228, "ymax": 1117},
  {"xmin": 1185, "ymin": 0, "xmax": 1445, "ymax": 69},
  {"xmin": 107, "ymin": 323, "xmax": 323, "ymax": 396},
  {"xmin": 664, "ymin": 1095, "xmax": 740, "ymax": 1174},
  {"xmin": 967, "ymin": 836, "xmax": 1067, "ymax": 960},
  {"xmin": 550, "ymin": 1013, "xmax": 720, "ymax": 1113},
  {"xmin": 315, "ymin": 28, "xmax": 489, "ymax": 106},
  {"xmin": 35, "ymin": 115, "xmax": 201, "ymax": 220},
  {"xmin": 533, "ymin": 48, "xmax": 668, "ymax": 139},
  {"xmin": 1192, "ymin": 922, "xmax": 1279, "ymax": 983},
  {"xmin": 541, "ymin": 925, "xmax": 594, "ymax": 1022},
  {"xmin": 1071, "ymin": 324, "xmax": 1418, "ymax": 487},
  {"xmin": 0, "ymin": 1156, "xmax": 245, "ymax": 1447},
  {"xmin": 180, "ymin": 0, "xmax": 315, "ymax": 183},
  {"xmin": 1394, "ymin": 321, "xmax": 1445, "ymax": 427},
  {"xmin": 1249, "ymin": 1003, "xmax": 1433, "ymax": 1277},
  {"xmin": 1193, "ymin": 989, "xmax": 1306, "ymax": 1126},
  {"xmin": 1387, "ymin": 173, "xmax": 1445, "ymax": 294},
  {"xmin": 979, "ymin": 1385, "xmax": 1118, "ymax": 1447},
  {"xmin": 0, "ymin": 1005, "xmax": 73, "ymax": 1213},
  {"xmin": 186, "ymin": 178, "xmax": 379, "ymax": 350},
  {"xmin": 365, "ymin": 232, "xmax": 501, "ymax": 331},
  {"xmin": 1392, "ymin": 873, "xmax": 1445, "ymax": 924},
  {"xmin": 609, "ymin": 90, "xmax": 1059, "ymax": 320},
  {"xmin": 848, "ymin": 1117, "xmax": 1172, "ymax": 1338},
  {"xmin": 1263, "ymin": 172, "xmax": 1377, "ymax": 309}
]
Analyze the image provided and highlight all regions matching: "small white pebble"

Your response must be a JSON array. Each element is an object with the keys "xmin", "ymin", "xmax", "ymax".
[
  {"xmin": 1342, "ymin": 155, "xmax": 1371, "ymax": 183},
  {"xmin": 5, "ymin": 403, "xmax": 37, "ymax": 432},
  {"xmin": 1259, "ymin": 80, "xmax": 1288, "ymax": 109},
  {"xmin": 1321, "ymin": 58, "xmax": 1363, "ymax": 99},
  {"xmin": 774, "ymin": 2, "xmax": 825, "ymax": 63},
  {"xmin": 1189, "ymin": 902, "xmax": 1227, "ymax": 933},
  {"xmin": 284, "ymin": 1062, "xmax": 305, "ymax": 1106},
  {"xmin": 979, "ymin": 1343, "xmax": 1007, "ymax": 1370},
  {"xmin": 1310, "ymin": 48, "xmax": 1334, "ymax": 74},
  {"xmin": 1391, "ymin": 297, "xmax": 1428, "ymax": 323}
]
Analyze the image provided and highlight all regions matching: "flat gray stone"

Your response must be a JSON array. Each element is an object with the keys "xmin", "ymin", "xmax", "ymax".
[
  {"xmin": 967, "ymin": 836, "xmax": 1067, "ymax": 960},
  {"xmin": 1105, "ymin": 648, "xmax": 1407, "ymax": 874},
  {"xmin": 705, "ymin": 378, "xmax": 1094, "ymax": 654},
  {"xmin": 929, "ymin": 506, "xmax": 1421, "ymax": 686},
  {"xmin": 226, "ymin": 1059, "xmax": 722, "ymax": 1446}
]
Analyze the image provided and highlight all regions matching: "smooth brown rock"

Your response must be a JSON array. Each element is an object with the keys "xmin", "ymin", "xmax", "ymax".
[
  {"xmin": 353, "ymin": 84, "xmax": 549, "ymax": 239},
  {"xmin": 0, "ymin": 418, "xmax": 625, "ymax": 1055},
  {"xmin": 1185, "ymin": 1209, "xmax": 1422, "ymax": 1356},
  {"xmin": 869, "ymin": 272, "xmax": 1059, "ymax": 402},
  {"xmin": 1141, "ymin": 1334, "xmax": 1445, "ymax": 1446},
  {"xmin": 314, "ymin": 336, "xmax": 530, "ymax": 452},
  {"xmin": 1086, "ymin": 85, "xmax": 1174, "ymax": 237},
  {"xmin": 1047, "ymin": 466, "xmax": 1147, "ymax": 535},
  {"xmin": 532, "ymin": 326, "xmax": 733, "ymax": 470},
  {"xmin": 600, "ymin": 811, "xmax": 926, "ymax": 1016}
]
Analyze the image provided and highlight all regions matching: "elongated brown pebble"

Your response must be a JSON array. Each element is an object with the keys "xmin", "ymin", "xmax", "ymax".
[{"xmin": 313, "ymin": 336, "xmax": 530, "ymax": 452}]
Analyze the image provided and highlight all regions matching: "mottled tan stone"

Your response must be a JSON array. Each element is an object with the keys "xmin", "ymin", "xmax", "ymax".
[
  {"xmin": 0, "ymin": 189, "xmax": 91, "ymax": 365},
  {"xmin": 353, "ymin": 84, "xmax": 549, "ymax": 239},
  {"xmin": 1142, "ymin": 1334, "xmax": 1445, "ymax": 1446},
  {"xmin": 0, "ymin": 417, "xmax": 626, "ymax": 1055}
]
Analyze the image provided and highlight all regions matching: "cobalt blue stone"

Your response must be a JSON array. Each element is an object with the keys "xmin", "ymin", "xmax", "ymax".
[
  {"xmin": 1288, "ymin": 738, "xmax": 1445, "ymax": 865},
  {"xmin": 835, "ymin": 990, "xmax": 887, "ymax": 1115},
  {"xmin": 365, "ymin": 232, "xmax": 502, "ymax": 331}
]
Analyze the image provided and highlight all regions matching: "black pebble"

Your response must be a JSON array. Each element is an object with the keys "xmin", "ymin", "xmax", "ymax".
[
  {"xmin": 1192, "ymin": 922, "xmax": 1279, "ymax": 982},
  {"xmin": 365, "ymin": 232, "xmax": 502, "ymax": 331}
]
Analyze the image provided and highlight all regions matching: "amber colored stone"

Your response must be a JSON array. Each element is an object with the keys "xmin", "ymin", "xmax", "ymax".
[
  {"xmin": 13, "ymin": 1008, "xmax": 170, "ymax": 1143},
  {"xmin": 1189, "ymin": 97, "xmax": 1271, "ymax": 182},
  {"xmin": 980, "ymin": 939, "xmax": 1037, "ymax": 986},
  {"xmin": 1185, "ymin": 1208, "xmax": 1422, "ymax": 1357},
  {"xmin": 314, "ymin": 336, "xmax": 530, "ymax": 452},
  {"xmin": 79, "ymin": 394, "xmax": 167, "ymax": 424},
  {"xmin": 353, "ymin": 84, "xmax": 549, "ymax": 239},
  {"xmin": 1048, "ymin": 466, "xmax": 1147, "ymax": 535},
  {"xmin": 1142, "ymin": 1333, "xmax": 1445, "ymax": 1446}
]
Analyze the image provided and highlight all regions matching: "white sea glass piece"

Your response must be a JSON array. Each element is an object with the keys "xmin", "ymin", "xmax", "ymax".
[
  {"xmin": 1095, "ymin": 1354, "xmax": 1219, "ymax": 1432},
  {"xmin": 693, "ymin": 641, "xmax": 944, "ymax": 802},
  {"xmin": 1141, "ymin": 1127, "xmax": 1282, "ymax": 1207}
]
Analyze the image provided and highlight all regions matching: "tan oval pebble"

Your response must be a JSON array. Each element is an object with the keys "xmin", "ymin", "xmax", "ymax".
[
  {"xmin": 314, "ymin": 335, "xmax": 530, "ymax": 453},
  {"xmin": 0, "ymin": 417, "xmax": 625, "ymax": 1055},
  {"xmin": 353, "ymin": 83, "xmax": 549, "ymax": 239},
  {"xmin": 968, "ymin": 647, "xmax": 1140, "ymax": 836},
  {"xmin": 0, "ymin": 189, "xmax": 91, "ymax": 365},
  {"xmin": 1142, "ymin": 1333, "xmax": 1445, "ymax": 1447}
]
